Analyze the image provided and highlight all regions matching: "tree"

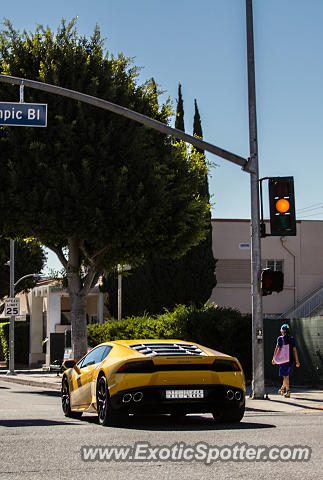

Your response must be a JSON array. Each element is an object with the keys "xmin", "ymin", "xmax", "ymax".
[
  {"xmin": 191, "ymin": 98, "xmax": 216, "ymax": 295},
  {"xmin": 0, "ymin": 20, "xmax": 210, "ymax": 361},
  {"xmin": 175, "ymin": 83, "xmax": 185, "ymax": 131},
  {"xmin": 101, "ymin": 99, "xmax": 216, "ymax": 318},
  {"xmin": 193, "ymin": 99, "xmax": 203, "ymax": 150},
  {"xmin": 0, "ymin": 237, "xmax": 45, "ymax": 300}
]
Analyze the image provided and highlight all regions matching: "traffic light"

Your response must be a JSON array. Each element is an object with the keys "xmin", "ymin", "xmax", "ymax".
[
  {"xmin": 269, "ymin": 177, "xmax": 296, "ymax": 236},
  {"xmin": 261, "ymin": 269, "xmax": 284, "ymax": 296}
]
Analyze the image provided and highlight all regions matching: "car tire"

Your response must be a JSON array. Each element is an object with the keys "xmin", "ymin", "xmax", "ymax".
[
  {"xmin": 61, "ymin": 376, "xmax": 83, "ymax": 419},
  {"xmin": 97, "ymin": 375, "xmax": 128, "ymax": 427},
  {"xmin": 212, "ymin": 403, "xmax": 245, "ymax": 424}
]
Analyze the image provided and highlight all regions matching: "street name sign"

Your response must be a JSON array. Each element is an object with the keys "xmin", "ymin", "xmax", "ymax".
[
  {"xmin": 0, "ymin": 102, "xmax": 47, "ymax": 127},
  {"xmin": 5, "ymin": 298, "xmax": 20, "ymax": 316}
]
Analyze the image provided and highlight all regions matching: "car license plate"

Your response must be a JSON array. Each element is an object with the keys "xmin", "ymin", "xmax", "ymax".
[{"xmin": 165, "ymin": 389, "xmax": 204, "ymax": 399}]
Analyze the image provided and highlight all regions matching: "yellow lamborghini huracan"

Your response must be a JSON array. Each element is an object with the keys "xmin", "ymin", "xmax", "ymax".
[{"xmin": 61, "ymin": 339, "xmax": 245, "ymax": 426}]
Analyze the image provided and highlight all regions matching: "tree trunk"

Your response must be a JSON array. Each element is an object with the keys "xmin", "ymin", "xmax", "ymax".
[
  {"xmin": 69, "ymin": 290, "xmax": 88, "ymax": 362},
  {"xmin": 66, "ymin": 238, "xmax": 89, "ymax": 362}
]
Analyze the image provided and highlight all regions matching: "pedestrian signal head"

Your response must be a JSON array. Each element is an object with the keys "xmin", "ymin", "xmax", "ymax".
[{"xmin": 261, "ymin": 269, "xmax": 284, "ymax": 296}]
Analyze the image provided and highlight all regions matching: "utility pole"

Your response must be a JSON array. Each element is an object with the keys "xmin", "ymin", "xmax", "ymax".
[
  {"xmin": 117, "ymin": 264, "xmax": 131, "ymax": 321},
  {"xmin": 117, "ymin": 265, "xmax": 122, "ymax": 322},
  {"xmin": 7, "ymin": 239, "xmax": 15, "ymax": 375},
  {"xmin": 6, "ymin": 238, "xmax": 40, "ymax": 375},
  {"xmin": 246, "ymin": 0, "xmax": 265, "ymax": 399}
]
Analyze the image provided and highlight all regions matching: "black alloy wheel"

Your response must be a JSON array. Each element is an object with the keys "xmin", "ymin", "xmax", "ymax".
[
  {"xmin": 61, "ymin": 377, "xmax": 82, "ymax": 419},
  {"xmin": 97, "ymin": 375, "xmax": 128, "ymax": 427}
]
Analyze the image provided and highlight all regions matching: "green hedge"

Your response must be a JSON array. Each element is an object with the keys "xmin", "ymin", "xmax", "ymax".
[
  {"xmin": 87, "ymin": 304, "xmax": 252, "ymax": 379},
  {"xmin": 0, "ymin": 323, "xmax": 6, "ymax": 361},
  {"xmin": 0, "ymin": 321, "xmax": 30, "ymax": 365}
]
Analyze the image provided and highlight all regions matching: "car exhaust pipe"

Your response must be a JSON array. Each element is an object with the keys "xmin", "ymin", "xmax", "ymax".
[
  {"xmin": 133, "ymin": 391, "xmax": 143, "ymax": 402},
  {"xmin": 226, "ymin": 390, "xmax": 234, "ymax": 400},
  {"xmin": 122, "ymin": 393, "xmax": 132, "ymax": 403},
  {"xmin": 235, "ymin": 391, "xmax": 242, "ymax": 401}
]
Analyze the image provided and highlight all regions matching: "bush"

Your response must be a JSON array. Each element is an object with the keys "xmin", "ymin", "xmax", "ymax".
[
  {"xmin": 87, "ymin": 304, "xmax": 252, "ymax": 379},
  {"xmin": 0, "ymin": 321, "xmax": 30, "ymax": 365},
  {"xmin": 0, "ymin": 322, "xmax": 8, "ymax": 361}
]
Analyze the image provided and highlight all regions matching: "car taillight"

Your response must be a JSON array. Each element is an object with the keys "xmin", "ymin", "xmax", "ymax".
[
  {"xmin": 116, "ymin": 360, "xmax": 155, "ymax": 373},
  {"xmin": 212, "ymin": 360, "xmax": 241, "ymax": 372}
]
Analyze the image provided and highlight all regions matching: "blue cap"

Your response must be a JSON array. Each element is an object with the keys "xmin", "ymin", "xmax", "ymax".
[{"xmin": 280, "ymin": 324, "xmax": 289, "ymax": 332}]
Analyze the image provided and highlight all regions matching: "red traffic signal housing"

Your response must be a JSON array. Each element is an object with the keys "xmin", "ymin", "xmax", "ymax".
[
  {"xmin": 261, "ymin": 269, "xmax": 284, "ymax": 296},
  {"xmin": 269, "ymin": 177, "xmax": 296, "ymax": 236}
]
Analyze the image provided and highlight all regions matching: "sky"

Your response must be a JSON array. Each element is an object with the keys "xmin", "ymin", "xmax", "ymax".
[{"xmin": 1, "ymin": 0, "xmax": 323, "ymax": 272}]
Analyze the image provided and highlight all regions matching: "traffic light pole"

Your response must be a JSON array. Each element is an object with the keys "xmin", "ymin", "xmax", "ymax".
[
  {"xmin": 246, "ymin": 0, "xmax": 265, "ymax": 399},
  {"xmin": 7, "ymin": 239, "xmax": 15, "ymax": 375}
]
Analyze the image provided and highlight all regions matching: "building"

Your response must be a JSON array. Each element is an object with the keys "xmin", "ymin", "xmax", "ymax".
[{"xmin": 210, "ymin": 219, "xmax": 323, "ymax": 317}]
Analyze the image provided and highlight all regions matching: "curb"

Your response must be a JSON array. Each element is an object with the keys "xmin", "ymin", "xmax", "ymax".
[
  {"xmin": 0, "ymin": 375, "xmax": 61, "ymax": 391},
  {"xmin": 245, "ymin": 406, "xmax": 274, "ymax": 412}
]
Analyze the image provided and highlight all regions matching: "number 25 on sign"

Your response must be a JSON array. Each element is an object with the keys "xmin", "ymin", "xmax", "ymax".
[{"xmin": 5, "ymin": 298, "xmax": 20, "ymax": 316}]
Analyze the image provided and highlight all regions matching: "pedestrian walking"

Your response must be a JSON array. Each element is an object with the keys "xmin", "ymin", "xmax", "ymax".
[{"xmin": 272, "ymin": 323, "xmax": 300, "ymax": 398}]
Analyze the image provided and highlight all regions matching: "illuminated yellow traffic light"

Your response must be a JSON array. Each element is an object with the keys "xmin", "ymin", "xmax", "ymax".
[
  {"xmin": 275, "ymin": 198, "xmax": 290, "ymax": 214},
  {"xmin": 269, "ymin": 177, "xmax": 296, "ymax": 236}
]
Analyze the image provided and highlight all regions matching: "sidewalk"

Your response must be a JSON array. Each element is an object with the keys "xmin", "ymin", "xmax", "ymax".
[
  {"xmin": 0, "ymin": 367, "xmax": 62, "ymax": 391},
  {"xmin": 245, "ymin": 386, "xmax": 323, "ymax": 413},
  {"xmin": 0, "ymin": 367, "xmax": 322, "ymax": 413}
]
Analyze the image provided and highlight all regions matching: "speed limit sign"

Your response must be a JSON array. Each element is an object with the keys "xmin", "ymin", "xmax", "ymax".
[{"xmin": 5, "ymin": 298, "xmax": 20, "ymax": 316}]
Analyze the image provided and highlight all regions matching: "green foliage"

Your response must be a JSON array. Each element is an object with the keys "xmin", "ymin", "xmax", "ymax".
[
  {"xmin": 0, "ymin": 237, "xmax": 45, "ymax": 300},
  {"xmin": 102, "ymin": 243, "xmax": 216, "ymax": 317},
  {"xmin": 0, "ymin": 323, "xmax": 7, "ymax": 360},
  {"xmin": 0, "ymin": 321, "xmax": 30, "ymax": 364},
  {"xmin": 0, "ymin": 19, "xmax": 211, "ymax": 360},
  {"xmin": 193, "ymin": 99, "xmax": 203, "ymax": 154},
  {"xmin": 0, "ymin": 20, "xmax": 209, "ymax": 264},
  {"xmin": 87, "ymin": 304, "xmax": 252, "ymax": 378},
  {"xmin": 193, "ymin": 100, "xmax": 202, "ymax": 135},
  {"xmin": 101, "ymin": 94, "xmax": 216, "ymax": 318},
  {"xmin": 175, "ymin": 83, "xmax": 185, "ymax": 132}
]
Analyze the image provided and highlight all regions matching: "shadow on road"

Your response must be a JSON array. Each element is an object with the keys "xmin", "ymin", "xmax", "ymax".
[
  {"xmin": 11, "ymin": 389, "xmax": 61, "ymax": 397},
  {"xmin": 80, "ymin": 413, "xmax": 276, "ymax": 431},
  {"xmin": 288, "ymin": 396, "xmax": 323, "ymax": 403},
  {"xmin": 0, "ymin": 418, "xmax": 82, "ymax": 427},
  {"xmin": 267, "ymin": 398, "xmax": 323, "ymax": 410}
]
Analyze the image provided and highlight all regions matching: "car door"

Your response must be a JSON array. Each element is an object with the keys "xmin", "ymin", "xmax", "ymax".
[{"xmin": 71, "ymin": 346, "xmax": 111, "ymax": 407}]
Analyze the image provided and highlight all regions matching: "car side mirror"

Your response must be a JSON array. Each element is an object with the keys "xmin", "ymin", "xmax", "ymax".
[
  {"xmin": 63, "ymin": 360, "xmax": 76, "ymax": 369},
  {"xmin": 63, "ymin": 360, "xmax": 81, "ymax": 374}
]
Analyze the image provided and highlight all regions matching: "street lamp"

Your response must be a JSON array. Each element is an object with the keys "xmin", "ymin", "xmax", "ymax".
[
  {"xmin": 5, "ymin": 239, "xmax": 41, "ymax": 375},
  {"xmin": 117, "ymin": 264, "xmax": 131, "ymax": 321},
  {"xmin": 14, "ymin": 273, "xmax": 41, "ymax": 289}
]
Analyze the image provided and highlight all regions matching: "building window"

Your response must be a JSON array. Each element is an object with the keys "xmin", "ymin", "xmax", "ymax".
[
  {"xmin": 239, "ymin": 243, "xmax": 250, "ymax": 250},
  {"xmin": 266, "ymin": 260, "xmax": 283, "ymax": 272}
]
